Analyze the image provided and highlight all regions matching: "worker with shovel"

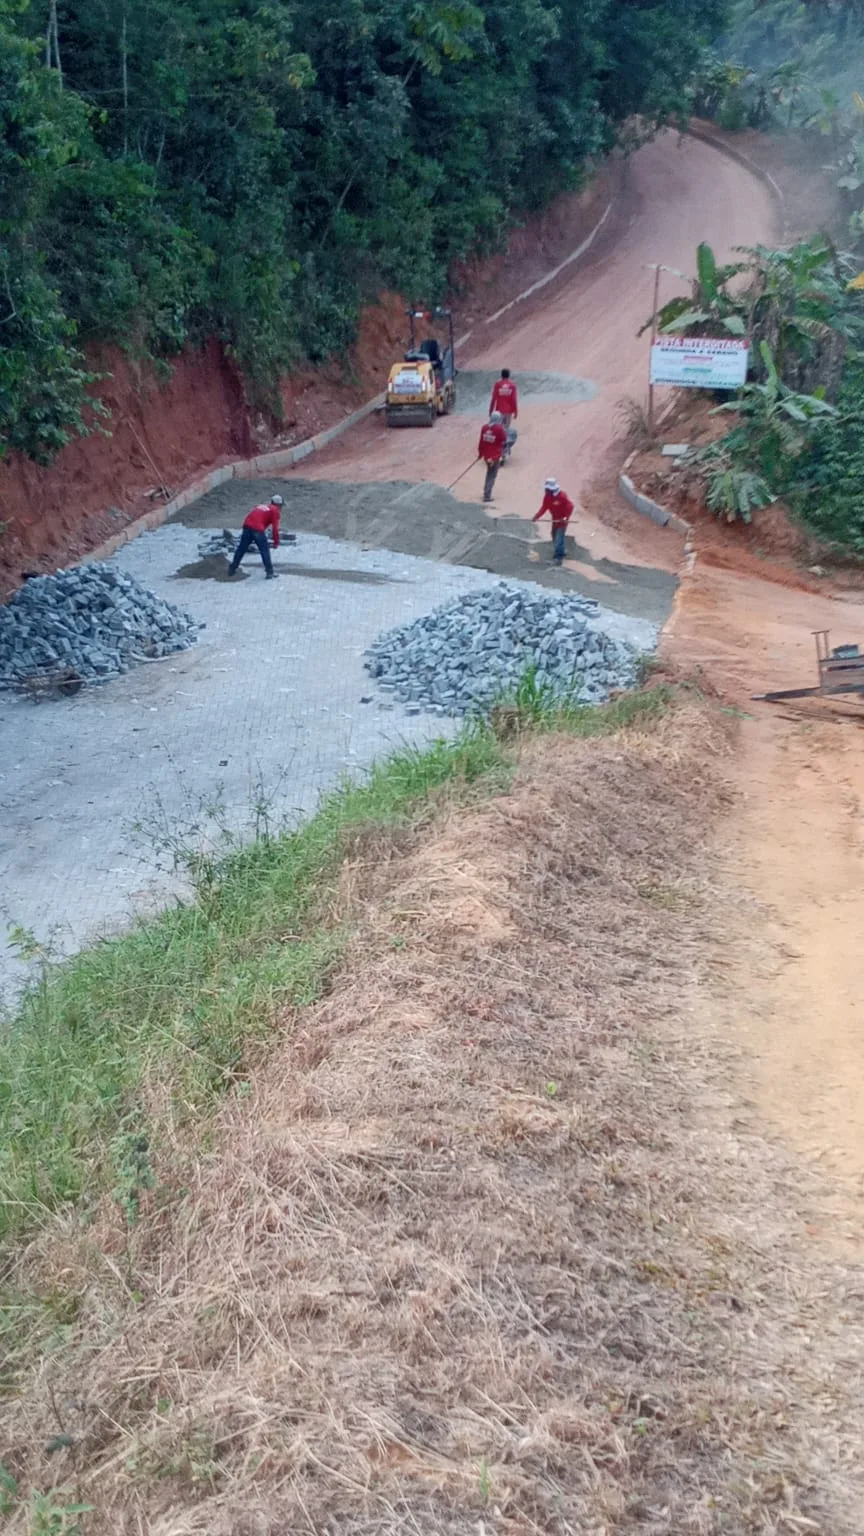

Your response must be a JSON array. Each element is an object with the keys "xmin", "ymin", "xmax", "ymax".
[
  {"xmin": 227, "ymin": 494, "xmax": 283, "ymax": 579},
  {"xmin": 478, "ymin": 412, "xmax": 508, "ymax": 503},
  {"xmin": 532, "ymin": 478, "xmax": 575, "ymax": 565}
]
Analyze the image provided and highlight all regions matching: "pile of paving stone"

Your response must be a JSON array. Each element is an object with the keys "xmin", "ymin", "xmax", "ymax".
[
  {"xmin": 196, "ymin": 528, "xmax": 296, "ymax": 560},
  {"xmin": 198, "ymin": 529, "xmax": 237, "ymax": 559},
  {"xmin": 0, "ymin": 563, "xmax": 200, "ymax": 692},
  {"xmin": 365, "ymin": 584, "xmax": 641, "ymax": 716}
]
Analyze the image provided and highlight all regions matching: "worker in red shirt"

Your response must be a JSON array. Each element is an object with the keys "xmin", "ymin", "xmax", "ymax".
[
  {"xmin": 478, "ymin": 412, "xmax": 508, "ymax": 503},
  {"xmin": 228, "ymin": 494, "xmax": 283, "ymax": 579},
  {"xmin": 489, "ymin": 369, "xmax": 518, "ymax": 428},
  {"xmin": 532, "ymin": 478, "xmax": 574, "ymax": 565}
]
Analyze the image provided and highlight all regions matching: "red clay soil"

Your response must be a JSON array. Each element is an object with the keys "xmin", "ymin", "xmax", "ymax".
[
  {"xmin": 0, "ymin": 340, "xmax": 253, "ymax": 593},
  {"xmin": 0, "ymin": 163, "xmax": 619, "ymax": 598},
  {"xmin": 625, "ymin": 392, "xmax": 864, "ymax": 593}
]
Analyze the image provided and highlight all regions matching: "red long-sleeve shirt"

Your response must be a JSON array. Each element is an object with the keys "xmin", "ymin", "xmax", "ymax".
[
  {"xmin": 533, "ymin": 489, "xmax": 574, "ymax": 530},
  {"xmin": 478, "ymin": 422, "xmax": 508, "ymax": 463},
  {"xmin": 490, "ymin": 379, "xmax": 518, "ymax": 418},
  {"xmin": 243, "ymin": 501, "xmax": 280, "ymax": 547}
]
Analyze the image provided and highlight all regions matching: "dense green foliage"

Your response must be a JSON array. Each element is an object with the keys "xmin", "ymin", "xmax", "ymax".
[
  {"xmin": 655, "ymin": 235, "xmax": 864, "ymax": 540},
  {"xmin": 694, "ymin": 0, "xmax": 864, "ymax": 134},
  {"xmin": 694, "ymin": 1, "xmax": 864, "ymax": 225},
  {"xmin": 0, "ymin": 0, "xmax": 729, "ymax": 462},
  {"xmin": 783, "ymin": 358, "xmax": 864, "ymax": 549},
  {"xmin": 682, "ymin": 6, "xmax": 864, "ymax": 544}
]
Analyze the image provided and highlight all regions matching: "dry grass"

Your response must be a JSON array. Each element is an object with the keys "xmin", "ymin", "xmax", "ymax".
[{"xmin": 3, "ymin": 700, "xmax": 862, "ymax": 1534}]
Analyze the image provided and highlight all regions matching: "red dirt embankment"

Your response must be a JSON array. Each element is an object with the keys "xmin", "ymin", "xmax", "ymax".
[
  {"xmin": 0, "ymin": 163, "xmax": 619, "ymax": 597},
  {"xmin": 626, "ymin": 393, "xmax": 864, "ymax": 594}
]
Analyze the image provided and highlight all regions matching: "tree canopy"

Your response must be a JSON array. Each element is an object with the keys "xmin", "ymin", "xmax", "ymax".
[{"xmin": 1, "ymin": 0, "xmax": 728, "ymax": 461}]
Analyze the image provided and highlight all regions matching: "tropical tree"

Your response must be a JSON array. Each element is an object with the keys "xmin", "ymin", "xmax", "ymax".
[
  {"xmin": 715, "ymin": 340, "xmax": 835, "ymax": 464},
  {"xmin": 739, "ymin": 237, "xmax": 864, "ymax": 395},
  {"xmin": 0, "ymin": 0, "xmax": 734, "ymax": 462},
  {"xmin": 689, "ymin": 343, "xmax": 836, "ymax": 521}
]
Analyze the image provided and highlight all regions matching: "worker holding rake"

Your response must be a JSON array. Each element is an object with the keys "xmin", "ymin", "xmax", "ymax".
[
  {"xmin": 533, "ymin": 478, "xmax": 575, "ymax": 565},
  {"xmin": 478, "ymin": 412, "xmax": 508, "ymax": 503}
]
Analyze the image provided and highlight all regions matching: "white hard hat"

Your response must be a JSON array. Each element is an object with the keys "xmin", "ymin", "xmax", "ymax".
[
  {"xmin": 271, "ymin": 494, "xmax": 284, "ymax": 505},
  {"xmin": 489, "ymin": 410, "xmax": 503, "ymax": 423},
  {"xmin": 544, "ymin": 478, "xmax": 559, "ymax": 492}
]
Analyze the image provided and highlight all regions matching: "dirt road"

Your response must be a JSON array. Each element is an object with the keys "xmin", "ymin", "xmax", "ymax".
[
  {"xmin": 183, "ymin": 132, "xmax": 774, "ymax": 622},
  {"xmin": 669, "ymin": 564, "xmax": 864, "ymax": 1197},
  {"xmin": 290, "ymin": 129, "xmax": 864, "ymax": 1200},
  {"xmin": 294, "ymin": 131, "xmax": 778, "ymax": 557},
  {"xmin": 185, "ymin": 129, "xmax": 864, "ymax": 1192}
]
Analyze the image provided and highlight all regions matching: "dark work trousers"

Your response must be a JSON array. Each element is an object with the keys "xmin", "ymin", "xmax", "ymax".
[
  {"xmin": 229, "ymin": 526, "xmax": 273, "ymax": 576},
  {"xmin": 552, "ymin": 525, "xmax": 567, "ymax": 563},
  {"xmin": 482, "ymin": 459, "xmax": 502, "ymax": 502}
]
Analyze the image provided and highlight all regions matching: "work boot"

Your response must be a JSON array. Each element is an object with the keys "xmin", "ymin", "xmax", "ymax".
[{"xmin": 266, "ymin": 570, "xmax": 277, "ymax": 579}]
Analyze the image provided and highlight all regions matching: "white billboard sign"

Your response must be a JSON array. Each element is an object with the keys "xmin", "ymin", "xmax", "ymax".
[{"xmin": 649, "ymin": 335, "xmax": 749, "ymax": 390}]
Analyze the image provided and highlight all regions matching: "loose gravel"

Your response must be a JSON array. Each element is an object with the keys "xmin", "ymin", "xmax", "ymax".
[
  {"xmin": 365, "ymin": 584, "xmax": 641, "ymax": 715},
  {"xmin": 0, "ymin": 563, "xmax": 200, "ymax": 692}
]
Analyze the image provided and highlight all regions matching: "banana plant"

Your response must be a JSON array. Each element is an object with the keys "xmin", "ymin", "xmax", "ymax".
[
  {"xmin": 714, "ymin": 340, "xmax": 836, "ymax": 477},
  {"xmin": 737, "ymin": 236, "xmax": 860, "ymax": 394},
  {"xmin": 640, "ymin": 242, "xmax": 748, "ymax": 337},
  {"xmin": 803, "ymin": 85, "xmax": 844, "ymax": 143}
]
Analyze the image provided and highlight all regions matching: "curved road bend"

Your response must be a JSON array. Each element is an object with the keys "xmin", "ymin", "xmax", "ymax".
[{"xmin": 218, "ymin": 131, "xmax": 777, "ymax": 617}]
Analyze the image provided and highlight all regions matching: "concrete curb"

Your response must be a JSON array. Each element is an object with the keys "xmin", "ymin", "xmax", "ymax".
[
  {"xmin": 88, "ymin": 394, "xmax": 385, "ymax": 563},
  {"xmin": 619, "ymin": 472, "xmax": 690, "ymax": 537},
  {"xmin": 482, "ymin": 200, "xmax": 614, "ymax": 327},
  {"xmin": 88, "ymin": 193, "xmax": 621, "ymax": 564},
  {"xmin": 618, "ymin": 465, "xmax": 697, "ymax": 589}
]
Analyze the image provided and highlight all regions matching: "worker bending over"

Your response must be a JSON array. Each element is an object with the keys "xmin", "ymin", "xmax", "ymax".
[
  {"xmin": 533, "ymin": 478, "xmax": 574, "ymax": 565},
  {"xmin": 478, "ymin": 412, "xmax": 508, "ymax": 503},
  {"xmin": 228, "ymin": 494, "xmax": 283, "ymax": 579}
]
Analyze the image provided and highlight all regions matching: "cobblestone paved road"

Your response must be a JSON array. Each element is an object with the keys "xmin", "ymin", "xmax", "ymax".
[{"xmin": 0, "ymin": 523, "xmax": 656, "ymax": 997}]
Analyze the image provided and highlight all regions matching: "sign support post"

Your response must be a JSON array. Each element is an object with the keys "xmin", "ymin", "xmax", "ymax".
[{"xmin": 647, "ymin": 263, "xmax": 661, "ymax": 435}]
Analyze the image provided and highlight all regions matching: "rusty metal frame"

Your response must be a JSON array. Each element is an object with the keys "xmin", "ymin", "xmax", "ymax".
[{"xmin": 754, "ymin": 631, "xmax": 864, "ymax": 702}]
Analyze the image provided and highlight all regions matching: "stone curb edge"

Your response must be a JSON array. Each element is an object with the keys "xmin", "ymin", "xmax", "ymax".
[
  {"xmin": 618, "ymin": 470, "xmax": 690, "ymax": 537},
  {"xmin": 618, "ymin": 460, "xmax": 696, "ymax": 586},
  {"xmin": 87, "ymin": 193, "xmax": 620, "ymax": 565}
]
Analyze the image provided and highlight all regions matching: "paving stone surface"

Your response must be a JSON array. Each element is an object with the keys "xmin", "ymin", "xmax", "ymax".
[{"xmin": 0, "ymin": 525, "xmax": 656, "ymax": 998}]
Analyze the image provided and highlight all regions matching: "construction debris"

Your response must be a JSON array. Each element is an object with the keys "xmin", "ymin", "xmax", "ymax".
[
  {"xmin": 197, "ymin": 530, "xmax": 237, "ymax": 560},
  {"xmin": 365, "ymin": 583, "xmax": 641, "ymax": 715},
  {"xmin": 0, "ymin": 563, "xmax": 200, "ymax": 695}
]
